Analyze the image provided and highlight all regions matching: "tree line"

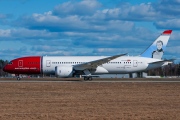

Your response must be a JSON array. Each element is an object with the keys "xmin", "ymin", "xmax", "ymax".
[
  {"xmin": 0, "ymin": 59, "xmax": 9, "ymax": 76},
  {"xmin": 148, "ymin": 63, "xmax": 180, "ymax": 77},
  {"xmin": 0, "ymin": 59, "xmax": 180, "ymax": 77}
]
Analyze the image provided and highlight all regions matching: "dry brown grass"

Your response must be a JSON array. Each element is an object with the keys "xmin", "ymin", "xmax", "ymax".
[{"xmin": 0, "ymin": 79, "xmax": 180, "ymax": 120}]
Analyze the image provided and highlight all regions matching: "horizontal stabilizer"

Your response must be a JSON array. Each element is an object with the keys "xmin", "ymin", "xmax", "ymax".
[{"xmin": 149, "ymin": 59, "xmax": 174, "ymax": 65}]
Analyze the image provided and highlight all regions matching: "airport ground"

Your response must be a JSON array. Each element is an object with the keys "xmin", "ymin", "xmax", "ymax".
[{"xmin": 0, "ymin": 78, "xmax": 180, "ymax": 120}]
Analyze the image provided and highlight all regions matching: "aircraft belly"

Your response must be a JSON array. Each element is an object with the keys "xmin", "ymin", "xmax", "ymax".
[
  {"xmin": 103, "ymin": 65, "xmax": 131, "ymax": 74},
  {"xmin": 103, "ymin": 64, "xmax": 147, "ymax": 74},
  {"xmin": 8, "ymin": 68, "xmax": 41, "ymax": 74},
  {"xmin": 42, "ymin": 65, "xmax": 55, "ymax": 75}
]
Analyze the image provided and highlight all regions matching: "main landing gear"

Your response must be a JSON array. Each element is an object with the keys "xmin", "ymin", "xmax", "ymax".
[
  {"xmin": 83, "ymin": 69, "xmax": 93, "ymax": 81},
  {"xmin": 17, "ymin": 76, "xmax": 21, "ymax": 80},
  {"xmin": 15, "ymin": 74, "xmax": 21, "ymax": 80},
  {"xmin": 84, "ymin": 76, "xmax": 93, "ymax": 81}
]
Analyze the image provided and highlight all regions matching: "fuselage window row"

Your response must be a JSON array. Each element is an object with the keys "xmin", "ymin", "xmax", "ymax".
[
  {"xmin": 28, "ymin": 62, "xmax": 40, "ymax": 64},
  {"xmin": 51, "ymin": 62, "xmax": 132, "ymax": 64}
]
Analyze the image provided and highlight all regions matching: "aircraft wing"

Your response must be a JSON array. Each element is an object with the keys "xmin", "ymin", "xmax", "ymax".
[{"xmin": 74, "ymin": 53, "xmax": 127, "ymax": 70}]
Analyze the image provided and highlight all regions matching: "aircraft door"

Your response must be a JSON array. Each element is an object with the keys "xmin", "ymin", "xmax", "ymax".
[
  {"xmin": 18, "ymin": 60, "xmax": 23, "ymax": 67},
  {"xmin": 133, "ymin": 60, "xmax": 138, "ymax": 67},
  {"xmin": 46, "ymin": 60, "xmax": 51, "ymax": 67}
]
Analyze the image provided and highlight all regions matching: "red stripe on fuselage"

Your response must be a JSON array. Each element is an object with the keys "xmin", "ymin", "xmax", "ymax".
[{"xmin": 4, "ymin": 56, "xmax": 41, "ymax": 74}]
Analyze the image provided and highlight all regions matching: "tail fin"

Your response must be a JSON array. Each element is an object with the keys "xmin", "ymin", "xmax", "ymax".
[{"xmin": 140, "ymin": 30, "xmax": 172, "ymax": 59}]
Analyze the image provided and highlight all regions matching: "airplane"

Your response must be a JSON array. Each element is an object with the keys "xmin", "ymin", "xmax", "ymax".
[{"xmin": 3, "ymin": 30, "xmax": 172, "ymax": 80}]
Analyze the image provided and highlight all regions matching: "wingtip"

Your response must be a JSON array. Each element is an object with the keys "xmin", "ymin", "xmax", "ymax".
[{"xmin": 162, "ymin": 30, "xmax": 172, "ymax": 35}]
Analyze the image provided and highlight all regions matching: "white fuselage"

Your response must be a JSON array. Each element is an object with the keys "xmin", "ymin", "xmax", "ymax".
[{"xmin": 42, "ymin": 56, "xmax": 165, "ymax": 75}]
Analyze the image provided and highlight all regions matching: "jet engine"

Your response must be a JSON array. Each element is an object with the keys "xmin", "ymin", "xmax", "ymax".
[{"xmin": 55, "ymin": 66, "xmax": 73, "ymax": 78}]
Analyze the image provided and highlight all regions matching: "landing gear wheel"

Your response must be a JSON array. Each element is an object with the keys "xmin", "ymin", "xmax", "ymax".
[
  {"xmin": 84, "ymin": 77, "xmax": 93, "ymax": 81},
  {"xmin": 84, "ymin": 77, "xmax": 88, "ymax": 81},
  {"xmin": 17, "ymin": 77, "xmax": 20, "ymax": 81},
  {"xmin": 89, "ymin": 77, "xmax": 93, "ymax": 81}
]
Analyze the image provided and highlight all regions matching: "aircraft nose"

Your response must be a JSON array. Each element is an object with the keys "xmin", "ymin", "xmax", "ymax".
[{"xmin": 3, "ymin": 65, "xmax": 7, "ymax": 72}]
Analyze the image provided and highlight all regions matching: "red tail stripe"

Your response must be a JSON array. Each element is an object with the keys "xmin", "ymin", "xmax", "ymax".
[{"xmin": 162, "ymin": 30, "xmax": 172, "ymax": 35}]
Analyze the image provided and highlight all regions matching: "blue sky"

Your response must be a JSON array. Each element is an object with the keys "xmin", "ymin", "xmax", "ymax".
[{"xmin": 0, "ymin": 0, "xmax": 180, "ymax": 62}]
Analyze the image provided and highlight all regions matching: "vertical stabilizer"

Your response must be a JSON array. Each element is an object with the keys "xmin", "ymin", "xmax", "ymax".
[{"xmin": 140, "ymin": 30, "xmax": 172, "ymax": 59}]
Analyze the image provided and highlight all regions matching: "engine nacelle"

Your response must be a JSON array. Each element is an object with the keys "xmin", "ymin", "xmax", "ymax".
[{"xmin": 55, "ymin": 66, "xmax": 73, "ymax": 78}]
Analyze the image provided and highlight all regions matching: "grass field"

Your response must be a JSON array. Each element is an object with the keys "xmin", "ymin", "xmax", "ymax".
[{"xmin": 0, "ymin": 78, "xmax": 180, "ymax": 120}]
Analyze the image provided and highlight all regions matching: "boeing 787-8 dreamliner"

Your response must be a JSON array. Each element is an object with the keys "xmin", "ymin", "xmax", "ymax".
[{"xmin": 3, "ymin": 30, "xmax": 172, "ymax": 80}]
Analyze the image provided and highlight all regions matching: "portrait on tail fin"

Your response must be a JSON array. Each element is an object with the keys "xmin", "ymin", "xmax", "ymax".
[
  {"xmin": 140, "ymin": 30, "xmax": 172, "ymax": 60},
  {"xmin": 152, "ymin": 40, "xmax": 164, "ymax": 59}
]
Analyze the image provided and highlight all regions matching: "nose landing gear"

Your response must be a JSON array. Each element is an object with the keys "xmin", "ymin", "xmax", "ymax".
[{"xmin": 15, "ymin": 74, "xmax": 21, "ymax": 80}]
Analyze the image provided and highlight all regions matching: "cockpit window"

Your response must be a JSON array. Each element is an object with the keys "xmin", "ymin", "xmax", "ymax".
[{"xmin": 8, "ymin": 61, "xmax": 13, "ymax": 65}]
